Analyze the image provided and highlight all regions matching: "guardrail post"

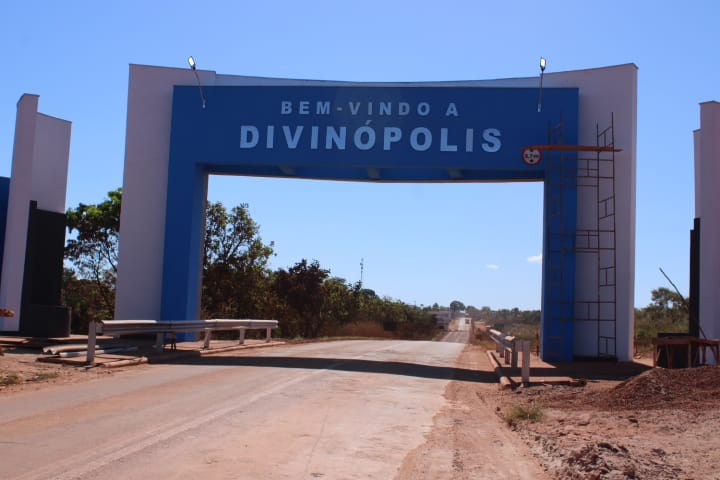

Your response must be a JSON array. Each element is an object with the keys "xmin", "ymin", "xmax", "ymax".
[
  {"xmin": 87, "ymin": 321, "xmax": 97, "ymax": 364},
  {"xmin": 89, "ymin": 319, "xmax": 278, "ymax": 354},
  {"xmin": 521, "ymin": 340, "xmax": 531, "ymax": 385},
  {"xmin": 512, "ymin": 341, "xmax": 520, "ymax": 368}
]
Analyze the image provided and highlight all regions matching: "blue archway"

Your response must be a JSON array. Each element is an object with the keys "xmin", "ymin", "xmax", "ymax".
[{"xmin": 163, "ymin": 85, "xmax": 578, "ymax": 360}]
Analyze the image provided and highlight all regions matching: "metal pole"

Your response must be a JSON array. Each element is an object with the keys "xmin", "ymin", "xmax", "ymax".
[
  {"xmin": 537, "ymin": 57, "xmax": 546, "ymax": 113},
  {"xmin": 87, "ymin": 321, "xmax": 97, "ymax": 364},
  {"xmin": 522, "ymin": 341, "xmax": 531, "ymax": 385},
  {"xmin": 512, "ymin": 340, "xmax": 520, "ymax": 368}
]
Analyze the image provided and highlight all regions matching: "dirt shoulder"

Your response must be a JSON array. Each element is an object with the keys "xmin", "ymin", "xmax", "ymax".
[
  {"xmin": 489, "ymin": 362, "xmax": 720, "ymax": 479},
  {"xmin": 4, "ymin": 338, "xmax": 719, "ymax": 479},
  {"xmin": 398, "ymin": 342, "xmax": 720, "ymax": 480},
  {"xmin": 0, "ymin": 336, "xmax": 278, "ymax": 393},
  {"xmin": 1, "ymin": 343, "xmax": 138, "ymax": 393},
  {"xmin": 396, "ymin": 344, "xmax": 552, "ymax": 479}
]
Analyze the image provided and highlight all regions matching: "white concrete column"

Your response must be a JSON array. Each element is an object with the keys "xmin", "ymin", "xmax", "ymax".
[
  {"xmin": 697, "ymin": 102, "xmax": 720, "ymax": 344},
  {"xmin": 115, "ymin": 65, "xmax": 216, "ymax": 320},
  {"xmin": 0, "ymin": 95, "xmax": 71, "ymax": 331},
  {"xmin": 0, "ymin": 95, "xmax": 38, "ymax": 330}
]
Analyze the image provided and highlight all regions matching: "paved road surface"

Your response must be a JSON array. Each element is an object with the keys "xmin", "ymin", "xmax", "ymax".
[
  {"xmin": 441, "ymin": 317, "xmax": 470, "ymax": 343},
  {"xmin": 0, "ymin": 339, "xmax": 543, "ymax": 479},
  {"xmin": 0, "ymin": 340, "xmax": 462, "ymax": 479}
]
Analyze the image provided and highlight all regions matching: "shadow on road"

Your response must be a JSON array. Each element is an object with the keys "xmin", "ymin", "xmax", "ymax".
[
  {"xmin": 533, "ymin": 361, "xmax": 652, "ymax": 381},
  {"xmin": 170, "ymin": 355, "xmax": 498, "ymax": 383}
]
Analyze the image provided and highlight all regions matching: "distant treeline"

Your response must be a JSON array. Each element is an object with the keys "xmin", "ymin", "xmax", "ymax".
[
  {"xmin": 467, "ymin": 288, "xmax": 690, "ymax": 353},
  {"xmin": 467, "ymin": 306, "xmax": 540, "ymax": 326}
]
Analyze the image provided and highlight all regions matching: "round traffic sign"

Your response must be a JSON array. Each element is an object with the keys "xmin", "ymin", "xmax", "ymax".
[{"xmin": 522, "ymin": 148, "xmax": 542, "ymax": 166}]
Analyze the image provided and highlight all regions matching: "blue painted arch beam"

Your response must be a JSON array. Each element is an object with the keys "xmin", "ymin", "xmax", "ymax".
[{"xmin": 163, "ymin": 85, "xmax": 578, "ymax": 359}]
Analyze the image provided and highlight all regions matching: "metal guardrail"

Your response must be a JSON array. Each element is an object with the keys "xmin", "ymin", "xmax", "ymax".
[
  {"xmin": 87, "ymin": 319, "xmax": 279, "ymax": 364},
  {"xmin": 489, "ymin": 328, "xmax": 516, "ymax": 364},
  {"xmin": 489, "ymin": 328, "xmax": 531, "ymax": 385}
]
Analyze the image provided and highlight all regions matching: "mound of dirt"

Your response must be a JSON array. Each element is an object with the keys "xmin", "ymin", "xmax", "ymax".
[
  {"xmin": 561, "ymin": 441, "xmax": 680, "ymax": 480},
  {"xmin": 590, "ymin": 366, "xmax": 720, "ymax": 410}
]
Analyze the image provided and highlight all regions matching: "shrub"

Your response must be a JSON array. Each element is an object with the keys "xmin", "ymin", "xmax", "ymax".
[
  {"xmin": 332, "ymin": 321, "xmax": 393, "ymax": 338},
  {"xmin": 31, "ymin": 372, "xmax": 59, "ymax": 382},
  {"xmin": 505, "ymin": 404, "xmax": 543, "ymax": 427},
  {"xmin": 634, "ymin": 309, "xmax": 689, "ymax": 353},
  {"xmin": 0, "ymin": 372, "xmax": 21, "ymax": 386}
]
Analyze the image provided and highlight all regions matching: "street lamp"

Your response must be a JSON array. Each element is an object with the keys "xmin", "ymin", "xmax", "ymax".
[
  {"xmin": 538, "ymin": 57, "xmax": 547, "ymax": 113},
  {"xmin": 187, "ymin": 56, "xmax": 206, "ymax": 109}
]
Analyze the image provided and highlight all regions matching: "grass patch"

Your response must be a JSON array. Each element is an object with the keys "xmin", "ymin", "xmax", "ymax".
[
  {"xmin": 1, "ymin": 371, "xmax": 60, "ymax": 386},
  {"xmin": 31, "ymin": 372, "xmax": 59, "ymax": 382},
  {"xmin": 505, "ymin": 404, "xmax": 543, "ymax": 427},
  {"xmin": 634, "ymin": 314, "xmax": 689, "ymax": 353},
  {"xmin": 0, "ymin": 372, "xmax": 22, "ymax": 386}
]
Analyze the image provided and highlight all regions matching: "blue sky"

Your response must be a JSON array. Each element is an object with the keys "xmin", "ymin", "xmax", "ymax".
[{"xmin": 1, "ymin": 1, "xmax": 718, "ymax": 310}]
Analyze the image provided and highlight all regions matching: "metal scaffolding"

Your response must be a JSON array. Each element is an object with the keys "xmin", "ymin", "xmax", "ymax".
[{"xmin": 534, "ymin": 115, "xmax": 618, "ymax": 359}]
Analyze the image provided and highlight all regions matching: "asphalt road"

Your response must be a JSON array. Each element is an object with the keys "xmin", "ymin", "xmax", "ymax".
[
  {"xmin": 441, "ymin": 317, "xmax": 471, "ymax": 343},
  {"xmin": 1, "ymin": 340, "xmax": 475, "ymax": 479}
]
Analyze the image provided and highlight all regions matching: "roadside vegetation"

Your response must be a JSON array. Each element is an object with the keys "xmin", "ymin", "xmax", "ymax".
[
  {"xmin": 63, "ymin": 189, "xmax": 691, "ymax": 347},
  {"xmin": 504, "ymin": 404, "xmax": 544, "ymax": 427},
  {"xmin": 0, "ymin": 371, "xmax": 59, "ymax": 387},
  {"xmin": 633, "ymin": 287, "xmax": 689, "ymax": 351},
  {"xmin": 472, "ymin": 287, "xmax": 690, "ymax": 355},
  {"xmin": 0, "ymin": 372, "xmax": 21, "ymax": 386},
  {"xmin": 62, "ymin": 189, "xmax": 438, "ymax": 341}
]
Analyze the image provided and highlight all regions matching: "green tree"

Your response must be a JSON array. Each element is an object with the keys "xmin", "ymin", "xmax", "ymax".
[
  {"xmin": 64, "ymin": 188, "xmax": 121, "ymax": 318},
  {"xmin": 62, "ymin": 268, "xmax": 114, "ymax": 333},
  {"xmin": 450, "ymin": 300, "xmax": 465, "ymax": 314},
  {"xmin": 400, "ymin": 303, "xmax": 436, "ymax": 338},
  {"xmin": 272, "ymin": 259, "xmax": 330, "ymax": 338},
  {"xmin": 201, "ymin": 201, "xmax": 275, "ymax": 319},
  {"xmin": 634, "ymin": 287, "xmax": 690, "ymax": 351},
  {"xmin": 647, "ymin": 287, "xmax": 688, "ymax": 324},
  {"xmin": 320, "ymin": 277, "xmax": 356, "ymax": 333},
  {"xmin": 64, "ymin": 192, "xmax": 275, "ymax": 330}
]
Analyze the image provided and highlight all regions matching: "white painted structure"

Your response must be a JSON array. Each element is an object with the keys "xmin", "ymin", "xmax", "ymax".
[
  {"xmin": 0, "ymin": 95, "xmax": 71, "ymax": 331},
  {"xmin": 694, "ymin": 101, "xmax": 720, "ymax": 346},
  {"xmin": 116, "ymin": 64, "xmax": 637, "ymax": 360}
]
